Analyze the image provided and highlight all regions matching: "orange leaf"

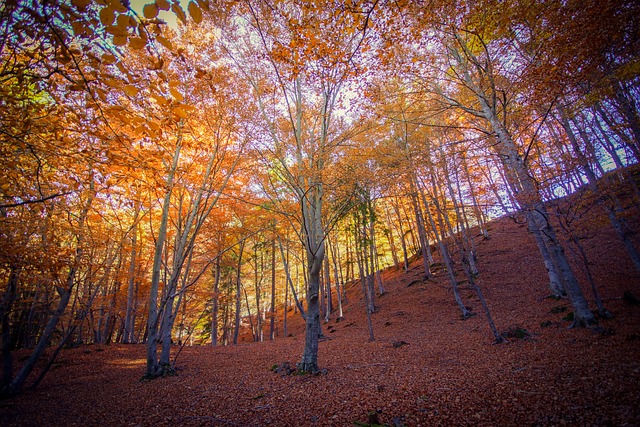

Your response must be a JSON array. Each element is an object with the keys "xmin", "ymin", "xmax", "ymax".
[
  {"xmin": 156, "ymin": 35, "xmax": 173, "ymax": 51},
  {"xmin": 152, "ymin": 94, "xmax": 168, "ymax": 105},
  {"xmin": 99, "ymin": 7, "xmax": 115, "ymax": 26},
  {"xmin": 129, "ymin": 37, "xmax": 146, "ymax": 50},
  {"xmin": 113, "ymin": 35, "xmax": 127, "ymax": 46},
  {"xmin": 188, "ymin": 2, "xmax": 203, "ymax": 24},
  {"xmin": 124, "ymin": 85, "xmax": 139, "ymax": 96},
  {"xmin": 172, "ymin": 3, "xmax": 187, "ymax": 24},
  {"xmin": 173, "ymin": 107, "xmax": 189, "ymax": 119},
  {"xmin": 157, "ymin": 0, "xmax": 170, "ymax": 11},
  {"xmin": 72, "ymin": 0, "xmax": 91, "ymax": 11},
  {"xmin": 143, "ymin": 3, "xmax": 158, "ymax": 19},
  {"xmin": 170, "ymin": 88, "xmax": 184, "ymax": 102}
]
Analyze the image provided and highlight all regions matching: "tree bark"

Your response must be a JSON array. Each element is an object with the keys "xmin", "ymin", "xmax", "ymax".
[
  {"xmin": 233, "ymin": 241, "xmax": 245, "ymax": 345},
  {"xmin": 211, "ymin": 259, "xmax": 221, "ymax": 346},
  {"xmin": 269, "ymin": 237, "xmax": 276, "ymax": 340}
]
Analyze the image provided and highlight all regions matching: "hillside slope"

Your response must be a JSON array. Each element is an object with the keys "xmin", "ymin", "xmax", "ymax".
[{"xmin": 1, "ymin": 191, "xmax": 640, "ymax": 426}]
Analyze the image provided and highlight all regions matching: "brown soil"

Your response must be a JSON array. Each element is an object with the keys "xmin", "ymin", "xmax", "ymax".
[{"xmin": 1, "ymin": 205, "xmax": 639, "ymax": 426}]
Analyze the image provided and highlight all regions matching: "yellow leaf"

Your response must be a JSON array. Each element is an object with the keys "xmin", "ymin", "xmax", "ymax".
[
  {"xmin": 172, "ymin": 3, "xmax": 187, "ymax": 24},
  {"xmin": 188, "ymin": 2, "xmax": 202, "ymax": 24},
  {"xmin": 170, "ymin": 87, "xmax": 184, "ymax": 102},
  {"xmin": 129, "ymin": 37, "xmax": 146, "ymax": 50},
  {"xmin": 156, "ymin": 35, "xmax": 173, "ymax": 50},
  {"xmin": 157, "ymin": 0, "xmax": 170, "ymax": 11},
  {"xmin": 99, "ymin": 7, "xmax": 115, "ymax": 26},
  {"xmin": 152, "ymin": 94, "xmax": 168, "ymax": 105},
  {"xmin": 169, "ymin": 79, "xmax": 180, "ymax": 88},
  {"xmin": 134, "ymin": 125, "xmax": 147, "ymax": 135},
  {"xmin": 113, "ymin": 35, "xmax": 128, "ymax": 46},
  {"xmin": 148, "ymin": 121, "xmax": 161, "ymax": 131},
  {"xmin": 124, "ymin": 85, "xmax": 139, "ymax": 96},
  {"xmin": 173, "ymin": 107, "xmax": 189, "ymax": 119},
  {"xmin": 143, "ymin": 3, "xmax": 158, "ymax": 19},
  {"xmin": 181, "ymin": 104, "xmax": 196, "ymax": 112}
]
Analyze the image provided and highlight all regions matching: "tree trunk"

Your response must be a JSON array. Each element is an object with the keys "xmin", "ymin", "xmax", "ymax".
[
  {"xmin": 392, "ymin": 199, "xmax": 410, "ymax": 271},
  {"xmin": 323, "ymin": 256, "xmax": 332, "ymax": 323},
  {"xmin": 124, "ymin": 222, "xmax": 138, "ymax": 344},
  {"xmin": 211, "ymin": 259, "xmax": 221, "ymax": 346},
  {"xmin": 269, "ymin": 237, "xmax": 276, "ymax": 340},
  {"xmin": 277, "ymin": 236, "xmax": 305, "ymax": 320},
  {"xmin": 559, "ymin": 107, "xmax": 640, "ymax": 274},
  {"xmin": 489, "ymin": 113, "xmax": 596, "ymax": 326},
  {"xmin": 298, "ymin": 256, "xmax": 322, "ymax": 373},
  {"xmin": 233, "ymin": 241, "xmax": 245, "ymax": 345}
]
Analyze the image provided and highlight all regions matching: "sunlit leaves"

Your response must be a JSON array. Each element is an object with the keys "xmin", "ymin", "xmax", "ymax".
[
  {"xmin": 124, "ymin": 85, "xmax": 140, "ymax": 97},
  {"xmin": 151, "ymin": 93, "xmax": 169, "ymax": 105},
  {"xmin": 170, "ymin": 87, "xmax": 184, "ymax": 102},
  {"xmin": 173, "ymin": 106, "xmax": 189, "ymax": 119}
]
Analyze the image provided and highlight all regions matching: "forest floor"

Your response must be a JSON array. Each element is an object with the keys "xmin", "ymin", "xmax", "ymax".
[{"xmin": 2, "ymin": 192, "xmax": 640, "ymax": 426}]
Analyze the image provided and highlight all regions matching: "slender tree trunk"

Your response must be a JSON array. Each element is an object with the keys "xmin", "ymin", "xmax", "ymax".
[
  {"xmin": 323, "ymin": 256, "xmax": 332, "ymax": 323},
  {"xmin": 283, "ymin": 264, "xmax": 289, "ymax": 337},
  {"xmin": 124, "ymin": 221, "xmax": 138, "ymax": 344},
  {"xmin": 559, "ymin": 107, "xmax": 640, "ymax": 274},
  {"xmin": 392, "ymin": 199, "xmax": 410, "ymax": 271},
  {"xmin": 277, "ymin": 236, "xmax": 305, "ymax": 320},
  {"xmin": 233, "ymin": 241, "xmax": 245, "ymax": 345},
  {"xmin": 211, "ymin": 259, "xmax": 221, "ymax": 346},
  {"xmin": 425, "ymin": 187, "xmax": 470, "ymax": 318},
  {"xmin": 462, "ymin": 154, "xmax": 489, "ymax": 238},
  {"xmin": 328, "ymin": 236, "xmax": 344, "ymax": 319},
  {"xmin": 594, "ymin": 101, "xmax": 640, "ymax": 161},
  {"xmin": 270, "ymin": 237, "xmax": 276, "ymax": 340},
  {"xmin": 592, "ymin": 112, "xmax": 625, "ymax": 168},
  {"xmin": 383, "ymin": 205, "xmax": 401, "ymax": 268}
]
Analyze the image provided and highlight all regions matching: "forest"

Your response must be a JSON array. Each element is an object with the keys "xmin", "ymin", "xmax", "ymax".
[{"xmin": 1, "ymin": 0, "xmax": 639, "ymax": 425}]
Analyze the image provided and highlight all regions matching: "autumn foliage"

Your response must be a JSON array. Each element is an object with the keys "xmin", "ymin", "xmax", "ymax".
[{"xmin": 1, "ymin": 0, "xmax": 639, "ymax": 419}]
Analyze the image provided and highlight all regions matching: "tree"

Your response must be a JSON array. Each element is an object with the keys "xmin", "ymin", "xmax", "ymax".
[{"xmin": 219, "ymin": 0, "xmax": 379, "ymax": 372}]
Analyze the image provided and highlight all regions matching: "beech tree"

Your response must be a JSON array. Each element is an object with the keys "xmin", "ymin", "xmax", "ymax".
[{"xmin": 218, "ymin": 1, "xmax": 379, "ymax": 372}]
